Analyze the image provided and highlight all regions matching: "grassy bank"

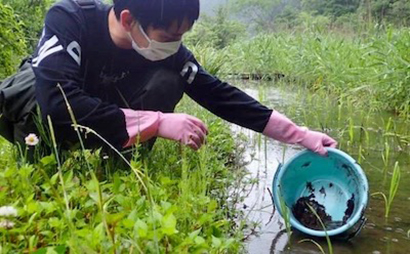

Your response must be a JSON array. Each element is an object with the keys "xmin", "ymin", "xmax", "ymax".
[
  {"xmin": 190, "ymin": 27, "xmax": 410, "ymax": 118},
  {"xmin": 0, "ymin": 97, "xmax": 248, "ymax": 253}
]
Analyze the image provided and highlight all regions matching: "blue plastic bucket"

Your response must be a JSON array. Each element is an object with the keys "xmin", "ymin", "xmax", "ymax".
[{"xmin": 272, "ymin": 148, "xmax": 368, "ymax": 238}]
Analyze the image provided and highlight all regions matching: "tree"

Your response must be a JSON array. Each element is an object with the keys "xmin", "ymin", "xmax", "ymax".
[
  {"xmin": 232, "ymin": 0, "xmax": 302, "ymax": 32},
  {"xmin": 390, "ymin": 0, "xmax": 410, "ymax": 26},
  {"xmin": 185, "ymin": 5, "xmax": 245, "ymax": 49},
  {"xmin": 370, "ymin": 0, "xmax": 410, "ymax": 26},
  {"xmin": 301, "ymin": 0, "xmax": 360, "ymax": 18}
]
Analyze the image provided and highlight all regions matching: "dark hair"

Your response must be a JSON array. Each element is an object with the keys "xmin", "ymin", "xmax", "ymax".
[{"xmin": 114, "ymin": 0, "xmax": 200, "ymax": 30}]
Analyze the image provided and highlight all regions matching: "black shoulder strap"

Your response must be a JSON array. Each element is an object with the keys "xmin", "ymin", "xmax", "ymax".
[
  {"xmin": 75, "ymin": 0, "xmax": 96, "ymax": 10},
  {"xmin": 74, "ymin": 0, "xmax": 99, "ymax": 54}
]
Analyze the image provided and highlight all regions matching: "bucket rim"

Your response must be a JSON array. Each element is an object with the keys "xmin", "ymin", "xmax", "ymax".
[{"xmin": 272, "ymin": 148, "xmax": 369, "ymax": 237}]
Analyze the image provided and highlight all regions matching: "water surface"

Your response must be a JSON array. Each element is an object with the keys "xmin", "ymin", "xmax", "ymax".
[{"xmin": 235, "ymin": 81, "xmax": 410, "ymax": 254}]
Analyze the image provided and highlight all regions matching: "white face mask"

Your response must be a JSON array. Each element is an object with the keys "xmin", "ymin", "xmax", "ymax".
[{"xmin": 128, "ymin": 25, "xmax": 182, "ymax": 61}]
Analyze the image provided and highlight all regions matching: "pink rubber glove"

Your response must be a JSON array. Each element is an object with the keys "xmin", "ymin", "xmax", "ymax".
[
  {"xmin": 121, "ymin": 109, "xmax": 161, "ymax": 147},
  {"xmin": 121, "ymin": 109, "xmax": 208, "ymax": 150},
  {"xmin": 157, "ymin": 113, "xmax": 208, "ymax": 150},
  {"xmin": 263, "ymin": 111, "xmax": 337, "ymax": 156}
]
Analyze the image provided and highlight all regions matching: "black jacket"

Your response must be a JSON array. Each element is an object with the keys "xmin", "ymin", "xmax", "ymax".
[{"xmin": 32, "ymin": 0, "xmax": 273, "ymax": 149}]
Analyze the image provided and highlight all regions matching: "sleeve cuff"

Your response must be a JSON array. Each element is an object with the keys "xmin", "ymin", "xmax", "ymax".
[{"xmin": 121, "ymin": 109, "xmax": 162, "ymax": 148}]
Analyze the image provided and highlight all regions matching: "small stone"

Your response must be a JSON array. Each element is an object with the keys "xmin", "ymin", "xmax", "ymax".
[
  {"xmin": 394, "ymin": 217, "xmax": 402, "ymax": 222},
  {"xmin": 372, "ymin": 251, "xmax": 381, "ymax": 254},
  {"xmin": 0, "ymin": 220, "xmax": 14, "ymax": 229},
  {"xmin": 392, "ymin": 238, "xmax": 399, "ymax": 243},
  {"xmin": 381, "ymin": 236, "xmax": 389, "ymax": 242},
  {"xmin": 395, "ymin": 228, "xmax": 405, "ymax": 234},
  {"xmin": 366, "ymin": 223, "xmax": 376, "ymax": 229},
  {"xmin": 385, "ymin": 227, "xmax": 393, "ymax": 231}
]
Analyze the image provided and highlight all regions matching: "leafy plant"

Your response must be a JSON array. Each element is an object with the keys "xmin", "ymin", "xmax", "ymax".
[{"xmin": 0, "ymin": 96, "xmax": 248, "ymax": 253}]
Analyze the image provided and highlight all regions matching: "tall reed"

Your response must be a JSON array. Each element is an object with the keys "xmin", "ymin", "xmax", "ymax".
[
  {"xmin": 372, "ymin": 161, "xmax": 401, "ymax": 219},
  {"xmin": 302, "ymin": 203, "xmax": 333, "ymax": 254},
  {"xmin": 278, "ymin": 191, "xmax": 292, "ymax": 246}
]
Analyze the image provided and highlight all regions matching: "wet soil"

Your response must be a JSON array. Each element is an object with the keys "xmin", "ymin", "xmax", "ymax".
[
  {"xmin": 292, "ymin": 194, "xmax": 332, "ymax": 230},
  {"xmin": 343, "ymin": 194, "xmax": 355, "ymax": 223},
  {"xmin": 292, "ymin": 193, "xmax": 356, "ymax": 230}
]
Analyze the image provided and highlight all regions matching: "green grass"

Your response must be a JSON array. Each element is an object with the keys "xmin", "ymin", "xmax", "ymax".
[
  {"xmin": 0, "ymin": 97, "xmax": 249, "ymax": 253},
  {"xmin": 188, "ymin": 27, "xmax": 410, "ymax": 118}
]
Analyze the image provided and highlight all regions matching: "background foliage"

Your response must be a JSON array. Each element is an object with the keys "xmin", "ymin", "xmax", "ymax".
[
  {"xmin": 184, "ymin": 0, "xmax": 410, "ymax": 117},
  {"xmin": 0, "ymin": 3, "xmax": 27, "ymax": 78},
  {"xmin": 0, "ymin": 0, "xmax": 52, "ymax": 79},
  {"xmin": 231, "ymin": 0, "xmax": 410, "ymax": 30},
  {"xmin": 185, "ymin": 6, "xmax": 246, "ymax": 49},
  {"xmin": 3, "ymin": 0, "xmax": 53, "ymax": 49}
]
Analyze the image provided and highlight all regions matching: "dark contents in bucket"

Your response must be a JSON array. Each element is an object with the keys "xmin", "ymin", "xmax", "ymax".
[
  {"xmin": 292, "ymin": 194, "xmax": 332, "ymax": 230},
  {"xmin": 306, "ymin": 182, "xmax": 315, "ymax": 192},
  {"xmin": 292, "ymin": 193, "xmax": 356, "ymax": 231},
  {"xmin": 343, "ymin": 194, "xmax": 355, "ymax": 223}
]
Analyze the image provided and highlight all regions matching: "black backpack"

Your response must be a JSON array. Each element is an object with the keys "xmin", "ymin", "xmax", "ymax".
[
  {"xmin": 0, "ymin": 58, "xmax": 37, "ymax": 144},
  {"xmin": 0, "ymin": 0, "xmax": 97, "ymax": 145}
]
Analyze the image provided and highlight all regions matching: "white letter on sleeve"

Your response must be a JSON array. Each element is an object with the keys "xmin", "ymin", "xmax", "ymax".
[
  {"xmin": 32, "ymin": 35, "xmax": 64, "ymax": 67},
  {"xmin": 180, "ymin": 62, "xmax": 198, "ymax": 84},
  {"xmin": 67, "ymin": 41, "xmax": 81, "ymax": 66}
]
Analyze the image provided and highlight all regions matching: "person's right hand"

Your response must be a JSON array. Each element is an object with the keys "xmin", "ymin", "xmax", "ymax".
[
  {"xmin": 298, "ymin": 129, "xmax": 338, "ymax": 156},
  {"xmin": 263, "ymin": 110, "xmax": 337, "ymax": 156},
  {"xmin": 157, "ymin": 113, "xmax": 208, "ymax": 150}
]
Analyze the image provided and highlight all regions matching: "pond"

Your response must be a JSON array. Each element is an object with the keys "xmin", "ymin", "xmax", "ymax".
[{"xmin": 234, "ymin": 81, "xmax": 410, "ymax": 254}]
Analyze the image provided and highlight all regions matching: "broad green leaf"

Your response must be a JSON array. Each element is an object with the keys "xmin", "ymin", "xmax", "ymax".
[
  {"xmin": 212, "ymin": 236, "xmax": 222, "ymax": 248},
  {"xmin": 194, "ymin": 236, "xmax": 205, "ymax": 245},
  {"xmin": 208, "ymin": 200, "xmax": 218, "ymax": 212},
  {"xmin": 40, "ymin": 155, "xmax": 57, "ymax": 167},
  {"xmin": 189, "ymin": 228, "xmax": 202, "ymax": 239},
  {"xmin": 134, "ymin": 219, "xmax": 148, "ymax": 238},
  {"xmin": 106, "ymin": 212, "xmax": 126, "ymax": 225},
  {"xmin": 161, "ymin": 213, "xmax": 177, "ymax": 235}
]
